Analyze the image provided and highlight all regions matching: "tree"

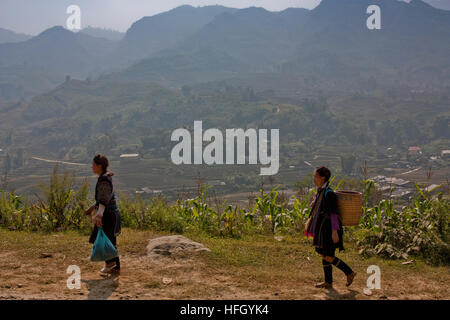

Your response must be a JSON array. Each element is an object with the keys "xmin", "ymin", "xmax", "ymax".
[
  {"xmin": 3, "ymin": 153, "xmax": 11, "ymax": 175},
  {"xmin": 5, "ymin": 131, "xmax": 12, "ymax": 146},
  {"xmin": 181, "ymin": 85, "xmax": 191, "ymax": 97},
  {"xmin": 13, "ymin": 149, "xmax": 24, "ymax": 169},
  {"xmin": 432, "ymin": 117, "xmax": 449, "ymax": 139},
  {"xmin": 341, "ymin": 154, "xmax": 356, "ymax": 175}
]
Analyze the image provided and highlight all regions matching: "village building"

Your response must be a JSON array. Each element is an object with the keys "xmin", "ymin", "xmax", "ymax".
[
  {"xmin": 408, "ymin": 146, "xmax": 422, "ymax": 156},
  {"xmin": 425, "ymin": 184, "xmax": 442, "ymax": 193},
  {"xmin": 442, "ymin": 150, "xmax": 450, "ymax": 160},
  {"xmin": 390, "ymin": 189, "xmax": 412, "ymax": 199},
  {"xmin": 119, "ymin": 153, "xmax": 140, "ymax": 163},
  {"xmin": 383, "ymin": 177, "xmax": 414, "ymax": 188}
]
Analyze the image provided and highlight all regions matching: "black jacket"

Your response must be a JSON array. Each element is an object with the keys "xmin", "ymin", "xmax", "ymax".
[
  {"xmin": 309, "ymin": 186, "xmax": 344, "ymax": 252},
  {"xmin": 88, "ymin": 173, "xmax": 121, "ymax": 244}
]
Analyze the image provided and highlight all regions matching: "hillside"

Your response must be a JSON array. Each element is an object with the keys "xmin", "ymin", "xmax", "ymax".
[
  {"xmin": 80, "ymin": 26, "xmax": 125, "ymax": 41},
  {"xmin": 0, "ymin": 28, "xmax": 31, "ymax": 44},
  {"xmin": 113, "ymin": 5, "xmax": 238, "ymax": 65},
  {"xmin": 0, "ymin": 76, "xmax": 448, "ymax": 199},
  {"xmin": 0, "ymin": 26, "xmax": 119, "ymax": 101}
]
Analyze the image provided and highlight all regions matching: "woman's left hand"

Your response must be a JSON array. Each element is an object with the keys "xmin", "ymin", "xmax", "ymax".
[
  {"xmin": 332, "ymin": 230, "xmax": 339, "ymax": 243},
  {"xmin": 95, "ymin": 217, "xmax": 102, "ymax": 227},
  {"xmin": 92, "ymin": 212, "xmax": 103, "ymax": 227}
]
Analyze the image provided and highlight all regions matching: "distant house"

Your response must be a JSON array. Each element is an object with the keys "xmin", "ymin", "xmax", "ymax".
[
  {"xmin": 441, "ymin": 150, "xmax": 450, "ymax": 160},
  {"xmin": 408, "ymin": 146, "xmax": 422, "ymax": 156},
  {"xmin": 207, "ymin": 180, "xmax": 226, "ymax": 186},
  {"xmin": 378, "ymin": 186, "xmax": 393, "ymax": 193},
  {"xmin": 119, "ymin": 153, "xmax": 140, "ymax": 163},
  {"xmin": 425, "ymin": 184, "xmax": 441, "ymax": 193},
  {"xmin": 390, "ymin": 189, "xmax": 412, "ymax": 199},
  {"xmin": 138, "ymin": 187, "xmax": 163, "ymax": 195},
  {"xmin": 384, "ymin": 177, "xmax": 414, "ymax": 188},
  {"xmin": 141, "ymin": 187, "xmax": 152, "ymax": 194},
  {"xmin": 371, "ymin": 175, "xmax": 387, "ymax": 183}
]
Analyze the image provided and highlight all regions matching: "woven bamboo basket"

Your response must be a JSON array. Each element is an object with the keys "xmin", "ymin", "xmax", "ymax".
[{"xmin": 336, "ymin": 191, "xmax": 362, "ymax": 226}]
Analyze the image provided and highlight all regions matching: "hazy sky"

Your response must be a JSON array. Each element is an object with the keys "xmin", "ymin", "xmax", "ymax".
[{"xmin": 0, "ymin": 0, "xmax": 322, "ymax": 35}]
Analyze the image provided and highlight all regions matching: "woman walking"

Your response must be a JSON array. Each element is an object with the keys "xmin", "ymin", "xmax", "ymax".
[
  {"xmin": 85, "ymin": 154, "xmax": 121, "ymax": 273},
  {"xmin": 305, "ymin": 166, "xmax": 356, "ymax": 288}
]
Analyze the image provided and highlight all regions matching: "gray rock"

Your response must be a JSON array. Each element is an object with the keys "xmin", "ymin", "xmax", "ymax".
[{"xmin": 146, "ymin": 235, "xmax": 211, "ymax": 259}]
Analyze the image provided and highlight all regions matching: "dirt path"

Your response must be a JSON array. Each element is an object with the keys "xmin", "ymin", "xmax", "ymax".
[{"xmin": 0, "ymin": 229, "xmax": 448, "ymax": 300}]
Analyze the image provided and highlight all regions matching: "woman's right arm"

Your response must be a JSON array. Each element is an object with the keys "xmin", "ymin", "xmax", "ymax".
[{"xmin": 84, "ymin": 202, "xmax": 96, "ymax": 216}]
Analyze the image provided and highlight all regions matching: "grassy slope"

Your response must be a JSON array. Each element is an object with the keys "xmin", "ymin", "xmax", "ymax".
[{"xmin": 0, "ymin": 228, "xmax": 448, "ymax": 300}]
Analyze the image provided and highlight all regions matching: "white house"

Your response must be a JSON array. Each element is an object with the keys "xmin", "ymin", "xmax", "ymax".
[
  {"xmin": 441, "ymin": 150, "xmax": 450, "ymax": 160},
  {"xmin": 119, "ymin": 153, "xmax": 140, "ymax": 163}
]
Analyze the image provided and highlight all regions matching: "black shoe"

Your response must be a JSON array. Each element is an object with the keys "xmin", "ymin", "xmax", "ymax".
[
  {"xmin": 315, "ymin": 282, "xmax": 333, "ymax": 289},
  {"xmin": 346, "ymin": 272, "xmax": 356, "ymax": 287}
]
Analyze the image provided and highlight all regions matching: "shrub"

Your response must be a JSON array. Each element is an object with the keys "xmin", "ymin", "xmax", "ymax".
[
  {"xmin": 35, "ymin": 165, "xmax": 90, "ymax": 231},
  {"xmin": 0, "ymin": 165, "xmax": 90, "ymax": 232},
  {"xmin": 357, "ymin": 183, "xmax": 450, "ymax": 266}
]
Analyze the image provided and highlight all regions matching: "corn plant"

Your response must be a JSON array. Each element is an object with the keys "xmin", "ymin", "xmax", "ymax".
[
  {"xmin": 251, "ymin": 185, "xmax": 294, "ymax": 233},
  {"xmin": 34, "ymin": 165, "xmax": 90, "ymax": 230},
  {"xmin": 358, "ymin": 182, "xmax": 449, "ymax": 265},
  {"xmin": 219, "ymin": 205, "xmax": 249, "ymax": 237},
  {"xmin": 290, "ymin": 195, "xmax": 311, "ymax": 231},
  {"xmin": 0, "ymin": 190, "xmax": 26, "ymax": 229},
  {"xmin": 177, "ymin": 185, "xmax": 221, "ymax": 234}
]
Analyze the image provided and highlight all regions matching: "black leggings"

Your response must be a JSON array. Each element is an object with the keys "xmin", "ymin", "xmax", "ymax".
[
  {"xmin": 319, "ymin": 246, "xmax": 352, "ymax": 283},
  {"xmin": 105, "ymin": 233, "xmax": 120, "ymax": 269}
]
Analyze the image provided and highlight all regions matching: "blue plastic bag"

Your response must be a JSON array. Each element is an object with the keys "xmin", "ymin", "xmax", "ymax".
[{"xmin": 90, "ymin": 228, "xmax": 118, "ymax": 262}]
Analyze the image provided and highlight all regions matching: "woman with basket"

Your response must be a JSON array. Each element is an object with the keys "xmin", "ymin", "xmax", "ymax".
[{"xmin": 305, "ymin": 166, "xmax": 356, "ymax": 289}]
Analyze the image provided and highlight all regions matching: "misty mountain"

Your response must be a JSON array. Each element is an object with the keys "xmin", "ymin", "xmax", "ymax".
[
  {"xmin": 80, "ymin": 26, "xmax": 125, "ymax": 41},
  {"xmin": 277, "ymin": 0, "xmax": 450, "ymax": 88},
  {"xmin": 111, "ymin": 0, "xmax": 450, "ymax": 91},
  {"xmin": 0, "ymin": 26, "xmax": 118, "ymax": 71},
  {"xmin": 107, "ymin": 47, "xmax": 248, "ymax": 88},
  {"xmin": 114, "ymin": 5, "xmax": 238, "ymax": 65},
  {"xmin": 0, "ymin": 27, "xmax": 32, "ymax": 44},
  {"xmin": 1, "ymin": 1, "xmax": 450, "ymax": 102},
  {"xmin": 425, "ymin": 0, "xmax": 450, "ymax": 10},
  {"xmin": 0, "ymin": 5, "xmax": 238, "ymax": 101},
  {"xmin": 161, "ymin": 7, "xmax": 310, "ymax": 69},
  {"xmin": 0, "ymin": 26, "xmax": 119, "ymax": 101}
]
